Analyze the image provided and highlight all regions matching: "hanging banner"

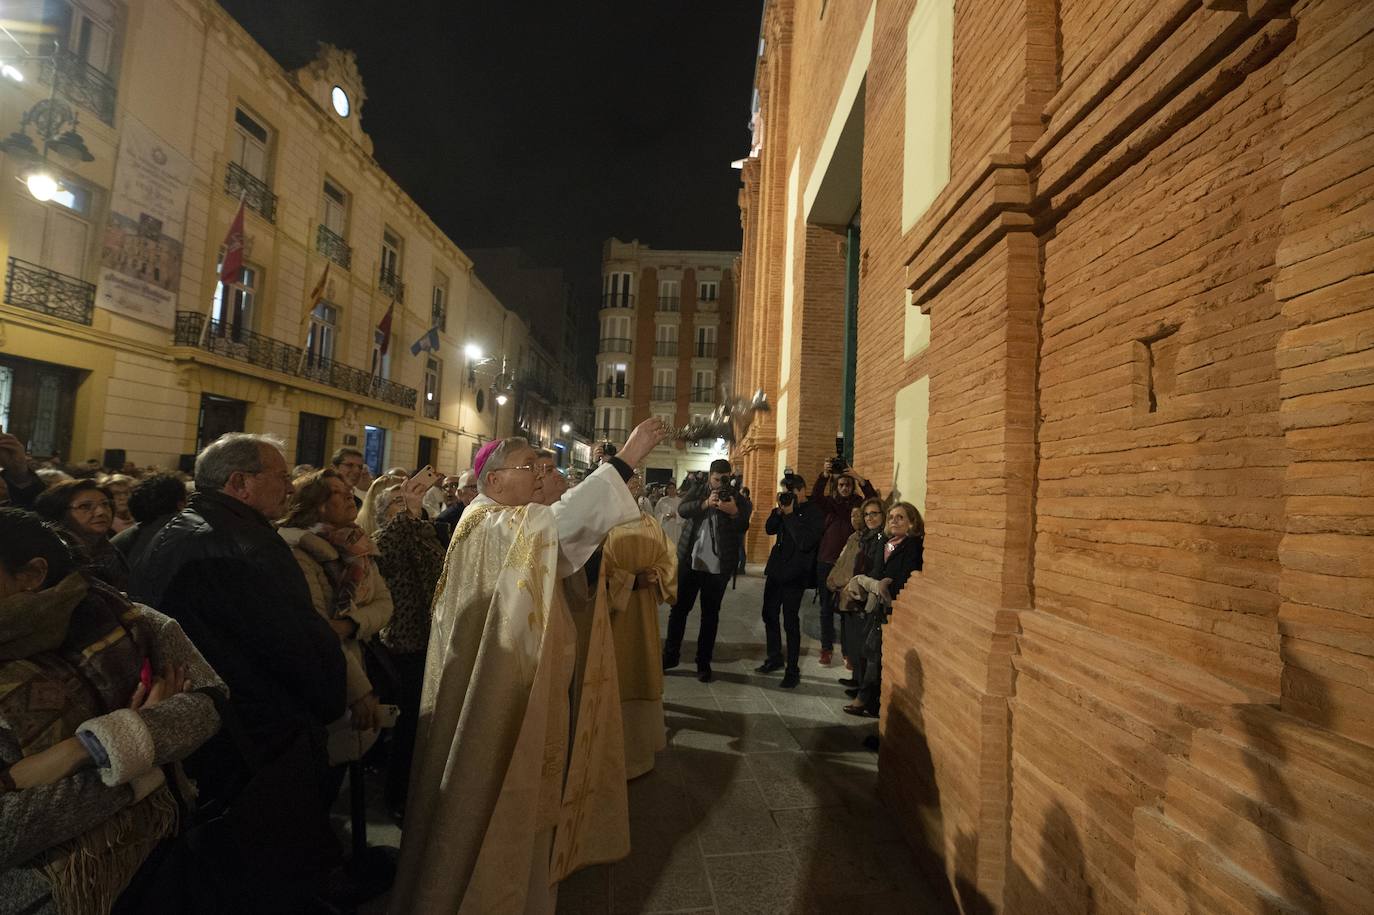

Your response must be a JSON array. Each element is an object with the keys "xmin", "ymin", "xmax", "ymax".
[{"xmin": 95, "ymin": 117, "xmax": 192, "ymax": 328}]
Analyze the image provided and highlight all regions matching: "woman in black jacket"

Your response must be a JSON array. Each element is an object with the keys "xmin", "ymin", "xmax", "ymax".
[{"xmin": 843, "ymin": 502, "xmax": 923, "ymax": 717}]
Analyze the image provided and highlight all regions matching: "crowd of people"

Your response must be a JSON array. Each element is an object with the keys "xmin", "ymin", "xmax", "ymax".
[{"xmin": 0, "ymin": 424, "xmax": 922, "ymax": 913}]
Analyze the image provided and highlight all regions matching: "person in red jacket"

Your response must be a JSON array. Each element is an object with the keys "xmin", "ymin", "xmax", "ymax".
[{"xmin": 809, "ymin": 459, "xmax": 878, "ymax": 666}]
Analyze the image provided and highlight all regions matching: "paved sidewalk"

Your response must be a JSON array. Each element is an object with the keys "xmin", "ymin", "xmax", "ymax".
[{"xmin": 557, "ymin": 572, "xmax": 945, "ymax": 915}]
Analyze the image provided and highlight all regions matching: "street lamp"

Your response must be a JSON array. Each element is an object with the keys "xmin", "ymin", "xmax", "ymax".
[
  {"xmin": 561, "ymin": 422, "xmax": 571, "ymax": 434},
  {"xmin": 464, "ymin": 343, "xmax": 483, "ymax": 361},
  {"xmin": 0, "ymin": 51, "xmax": 95, "ymax": 202}
]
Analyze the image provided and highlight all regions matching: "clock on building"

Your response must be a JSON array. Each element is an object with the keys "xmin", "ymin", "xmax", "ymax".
[{"xmin": 331, "ymin": 85, "xmax": 350, "ymax": 118}]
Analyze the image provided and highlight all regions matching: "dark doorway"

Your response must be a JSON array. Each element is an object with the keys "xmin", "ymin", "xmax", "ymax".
[
  {"xmin": 646, "ymin": 467, "xmax": 673, "ymax": 484},
  {"xmin": 196, "ymin": 395, "xmax": 247, "ymax": 452},
  {"xmin": 418, "ymin": 435, "xmax": 438, "ymax": 469},
  {"xmin": 296, "ymin": 412, "xmax": 330, "ymax": 467},
  {"xmin": 363, "ymin": 424, "xmax": 387, "ymax": 476},
  {"xmin": 0, "ymin": 353, "xmax": 79, "ymax": 461}
]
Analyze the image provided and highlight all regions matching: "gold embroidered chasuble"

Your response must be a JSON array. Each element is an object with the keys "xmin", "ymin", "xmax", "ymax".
[{"xmin": 391, "ymin": 464, "xmax": 638, "ymax": 914}]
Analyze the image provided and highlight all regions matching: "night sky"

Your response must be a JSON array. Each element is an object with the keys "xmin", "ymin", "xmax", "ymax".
[{"xmin": 218, "ymin": 0, "xmax": 763, "ymax": 368}]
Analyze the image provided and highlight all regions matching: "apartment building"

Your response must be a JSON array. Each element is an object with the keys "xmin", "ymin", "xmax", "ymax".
[
  {"xmin": 595, "ymin": 237, "xmax": 735, "ymax": 484},
  {"xmin": 0, "ymin": 0, "xmax": 541, "ymax": 474}
]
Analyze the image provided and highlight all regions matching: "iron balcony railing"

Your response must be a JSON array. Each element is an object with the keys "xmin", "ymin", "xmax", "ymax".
[
  {"xmin": 422, "ymin": 399, "xmax": 439, "ymax": 420},
  {"xmin": 431, "ymin": 303, "xmax": 446, "ymax": 332},
  {"xmin": 600, "ymin": 292, "xmax": 634, "ymax": 309},
  {"xmin": 518, "ymin": 372, "xmax": 558, "ymax": 403},
  {"xmin": 694, "ymin": 342, "xmax": 718, "ymax": 358},
  {"xmin": 654, "ymin": 341, "xmax": 678, "ymax": 357},
  {"xmin": 598, "ymin": 337, "xmax": 632, "ymax": 354},
  {"xmin": 598, "ymin": 382, "xmax": 629, "ymax": 399},
  {"xmin": 594, "ymin": 428, "xmax": 628, "ymax": 443},
  {"xmin": 379, "ymin": 268, "xmax": 405, "ymax": 303},
  {"xmin": 315, "ymin": 224, "xmax": 352, "ymax": 269},
  {"xmin": 41, "ymin": 48, "xmax": 116, "ymax": 124},
  {"xmin": 173, "ymin": 311, "xmax": 417, "ymax": 410},
  {"xmin": 224, "ymin": 161, "xmax": 277, "ymax": 223},
  {"xmin": 697, "ymin": 297, "xmax": 719, "ymax": 312},
  {"xmin": 651, "ymin": 385, "xmax": 676, "ymax": 401},
  {"xmin": 657, "ymin": 296, "xmax": 680, "ymax": 312},
  {"xmin": 690, "ymin": 387, "xmax": 714, "ymax": 402},
  {"xmin": 4, "ymin": 257, "xmax": 94, "ymax": 325}
]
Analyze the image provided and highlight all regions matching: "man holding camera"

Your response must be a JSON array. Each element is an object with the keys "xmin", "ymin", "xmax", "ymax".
[
  {"xmin": 663, "ymin": 459, "xmax": 753, "ymax": 682},
  {"xmin": 756, "ymin": 473, "xmax": 823, "ymax": 688},
  {"xmin": 812, "ymin": 456, "xmax": 878, "ymax": 666}
]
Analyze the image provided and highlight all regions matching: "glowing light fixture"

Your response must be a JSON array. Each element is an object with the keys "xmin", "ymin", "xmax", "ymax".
[
  {"xmin": 25, "ymin": 170, "xmax": 58, "ymax": 202},
  {"xmin": 561, "ymin": 423, "xmax": 571, "ymax": 434},
  {"xmin": 464, "ymin": 343, "xmax": 483, "ymax": 360},
  {"xmin": 495, "ymin": 393, "xmax": 509, "ymax": 406}
]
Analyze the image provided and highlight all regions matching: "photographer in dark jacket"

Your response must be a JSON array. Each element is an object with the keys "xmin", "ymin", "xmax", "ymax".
[
  {"xmin": 663, "ymin": 459, "xmax": 752, "ymax": 682},
  {"xmin": 128, "ymin": 434, "xmax": 346, "ymax": 812},
  {"xmin": 755, "ymin": 473, "xmax": 823, "ymax": 688},
  {"xmin": 811, "ymin": 458, "xmax": 878, "ymax": 666}
]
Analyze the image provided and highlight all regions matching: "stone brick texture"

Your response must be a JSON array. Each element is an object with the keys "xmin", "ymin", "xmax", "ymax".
[{"xmin": 732, "ymin": 0, "xmax": 1374, "ymax": 911}]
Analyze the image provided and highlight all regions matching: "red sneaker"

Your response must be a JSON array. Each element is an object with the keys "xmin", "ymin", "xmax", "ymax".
[
  {"xmin": 844, "ymin": 656, "xmax": 853, "ymax": 671},
  {"xmin": 819, "ymin": 649, "xmax": 833, "ymax": 666}
]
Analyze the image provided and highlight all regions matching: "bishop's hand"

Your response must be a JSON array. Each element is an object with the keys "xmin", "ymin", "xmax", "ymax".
[{"xmin": 619, "ymin": 418, "xmax": 669, "ymax": 467}]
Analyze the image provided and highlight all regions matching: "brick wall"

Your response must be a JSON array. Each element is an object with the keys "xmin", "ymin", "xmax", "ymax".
[{"xmin": 736, "ymin": 0, "xmax": 1374, "ymax": 910}]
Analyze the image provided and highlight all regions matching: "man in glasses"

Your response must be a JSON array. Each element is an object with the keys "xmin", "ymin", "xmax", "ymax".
[{"xmin": 394, "ymin": 418, "xmax": 669, "ymax": 915}]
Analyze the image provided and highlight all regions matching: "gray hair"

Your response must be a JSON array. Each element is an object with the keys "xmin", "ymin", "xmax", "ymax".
[
  {"xmin": 195, "ymin": 433, "xmax": 285, "ymax": 493},
  {"xmin": 476, "ymin": 436, "xmax": 530, "ymax": 496}
]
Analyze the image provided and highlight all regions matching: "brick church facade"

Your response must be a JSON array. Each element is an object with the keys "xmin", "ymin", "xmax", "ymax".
[{"xmin": 731, "ymin": 0, "xmax": 1372, "ymax": 910}]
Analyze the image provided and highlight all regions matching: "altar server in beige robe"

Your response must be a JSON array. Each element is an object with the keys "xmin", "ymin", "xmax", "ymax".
[
  {"xmin": 391, "ymin": 418, "xmax": 669, "ymax": 915},
  {"xmin": 601, "ymin": 475, "xmax": 677, "ymax": 778}
]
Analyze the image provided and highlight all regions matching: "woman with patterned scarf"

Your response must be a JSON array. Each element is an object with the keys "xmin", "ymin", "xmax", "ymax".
[
  {"xmin": 0, "ymin": 508, "xmax": 225, "ymax": 914},
  {"xmin": 278, "ymin": 469, "xmax": 394, "ymax": 780}
]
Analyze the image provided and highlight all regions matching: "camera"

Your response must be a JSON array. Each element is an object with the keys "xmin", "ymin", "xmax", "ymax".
[
  {"xmin": 778, "ymin": 491, "xmax": 796, "ymax": 508},
  {"xmin": 599, "ymin": 441, "xmax": 617, "ymax": 460},
  {"xmin": 830, "ymin": 436, "xmax": 848, "ymax": 474}
]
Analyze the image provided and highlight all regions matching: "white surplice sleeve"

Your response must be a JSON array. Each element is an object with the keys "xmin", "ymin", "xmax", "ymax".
[{"xmin": 551, "ymin": 462, "xmax": 639, "ymax": 576}]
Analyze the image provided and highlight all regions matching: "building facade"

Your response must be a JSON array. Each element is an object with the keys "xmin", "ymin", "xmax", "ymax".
[
  {"xmin": 596, "ymin": 237, "xmax": 736, "ymax": 484},
  {"xmin": 0, "ymin": 0, "xmax": 552, "ymax": 477},
  {"xmin": 734, "ymin": 0, "xmax": 1373, "ymax": 912}
]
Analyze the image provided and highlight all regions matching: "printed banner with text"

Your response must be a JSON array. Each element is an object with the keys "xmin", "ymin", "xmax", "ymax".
[{"xmin": 96, "ymin": 118, "xmax": 192, "ymax": 328}]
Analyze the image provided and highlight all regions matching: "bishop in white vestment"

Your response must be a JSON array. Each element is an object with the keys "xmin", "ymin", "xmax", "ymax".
[{"xmin": 391, "ymin": 421, "xmax": 667, "ymax": 914}]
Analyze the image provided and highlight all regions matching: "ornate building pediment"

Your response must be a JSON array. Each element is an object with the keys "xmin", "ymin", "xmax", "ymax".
[{"xmin": 291, "ymin": 43, "xmax": 373, "ymax": 155}]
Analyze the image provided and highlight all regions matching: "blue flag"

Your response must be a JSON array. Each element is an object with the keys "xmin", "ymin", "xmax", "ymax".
[{"xmin": 410, "ymin": 326, "xmax": 440, "ymax": 356}]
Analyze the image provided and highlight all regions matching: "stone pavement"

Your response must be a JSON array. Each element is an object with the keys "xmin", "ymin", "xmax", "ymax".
[
  {"xmin": 347, "ymin": 571, "xmax": 947, "ymax": 914},
  {"xmin": 556, "ymin": 572, "xmax": 945, "ymax": 914}
]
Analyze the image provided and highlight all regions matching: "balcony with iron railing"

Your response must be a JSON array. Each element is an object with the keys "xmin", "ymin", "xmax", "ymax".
[
  {"xmin": 423, "ymin": 398, "xmax": 440, "ymax": 420},
  {"xmin": 379, "ymin": 268, "xmax": 405, "ymax": 303},
  {"xmin": 594, "ymin": 428, "xmax": 629, "ymax": 443},
  {"xmin": 690, "ymin": 387, "xmax": 715, "ymax": 402},
  {"xmin": 598, "ymin": 337, "xmax": 632, "ymax": 355},
  {"xmin": 600, "ymin": 292, "xmax": 635, "ymax": 310},
  {"xmin": 41, "ymin": 48, "xmax": 116, "ymax": 124},
  {"xmin": 315, "ymin": 224, "xmax": 352, "ymax": 269},
  {"xmin": 224, "ymin": 161, "xmax": 277, "ymax": 223},
  {"xmin": 4, "ymin": 257, "xmax": 94, "ymax": 325},
  {"xmin": 696, "ymin": 296, "xmax": 719, "ymax": 312},
  {"xmin": 597, "ymin": 382, "xmax": 630, "ymax": 399},
  {"xmin": 173, "ymin": 311, "xmax": 417, "ymax": 410},
  {"xmin": 651, "ymin": 385, "xmax": 676, "ymax": 401},
  {"xmin": 657, "ymin": 296, "xmax": 680, "ymax": 312},
  {"xmin": 654, "ymin": 341, "xmax": 679, "ymax": 357},
  {"xmin": 693, "ymin": 342, "xmax": 718, "ymax": 358}
]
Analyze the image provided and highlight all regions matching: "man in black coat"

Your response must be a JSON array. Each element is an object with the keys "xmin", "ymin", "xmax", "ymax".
[
  {"xmin": 129, "ymin": 433, "xmax": 346, "ymax": 800},
  {"xmin": 756, "ymin": 473, "xmax": 823, "ymax": 688},
  {"xmin": 663, "ymin": 458, "xmax": 752, "ymax": 682}
]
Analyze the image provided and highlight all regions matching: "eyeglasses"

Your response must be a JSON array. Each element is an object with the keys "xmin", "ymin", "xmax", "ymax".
[
  {"xmin": 70, "ymin": 499, "xmax": 113, "ymax": 514},
  {"xmin": 492, "ymin": 463, "xmax": 551, "ymax": 478}
]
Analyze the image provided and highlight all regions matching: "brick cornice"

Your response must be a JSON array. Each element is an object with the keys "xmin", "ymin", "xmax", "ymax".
[{"xmin": 903, "ymin": 2, "xmax": 1296, "ymax": 309}]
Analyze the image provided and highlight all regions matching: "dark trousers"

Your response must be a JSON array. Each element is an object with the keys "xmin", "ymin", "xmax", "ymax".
[
  {"xmin": 664, "ymin": 566, "xmax": 731, "ymax": 668},
  {"xmin": 816, "ymin": 561, "xmax": 837, "ymax": 650},
  {"xmin": 382, "ymin": 650, "xmax": 426, "ymax": 811},
  {"xmin": 857, "ymin": 616, "xmax": 883, "ymax": 712},
  {"xmin": 761, "ymin": 575, "xmax": 805, "ymax": 672}
]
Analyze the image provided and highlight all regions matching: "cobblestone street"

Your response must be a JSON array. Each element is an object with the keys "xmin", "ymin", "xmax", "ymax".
[{"xmin": 555, "ymin": 572, "xmax": 943, "ymax": 914}]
